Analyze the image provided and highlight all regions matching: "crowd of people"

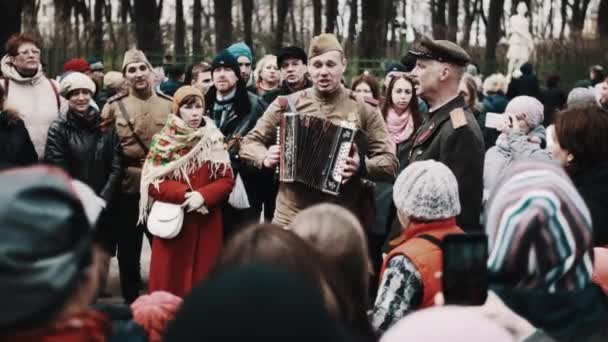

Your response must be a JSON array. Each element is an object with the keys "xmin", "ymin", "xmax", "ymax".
[{"xmin": 1, "ymin": 30, "xmax": 608, "ymax": 341}]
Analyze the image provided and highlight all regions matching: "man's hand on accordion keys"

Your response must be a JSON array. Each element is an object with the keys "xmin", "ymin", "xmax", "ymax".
[
  {"xmin": 262, "ymin": 145, "xmax": 281, "ymax": 169},
  {"xmin": 340, "ymin": 143, "xmax": 361, "ymax": 184}
]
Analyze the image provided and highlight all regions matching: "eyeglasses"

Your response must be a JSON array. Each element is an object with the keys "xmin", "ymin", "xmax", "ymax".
[
  {"xmin": 16, "ymin": 49, "xmax": 41, "ymax": 56},
  {"xmin": 126, "ymin": 65, "xmax": 148, "ymax": 73}
]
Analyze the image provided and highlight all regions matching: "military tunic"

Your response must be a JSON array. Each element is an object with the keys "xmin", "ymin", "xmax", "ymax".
[
  {"xmin": 240, "ymin": 85, "xmax": 398, "ymax": 226},
  {"xmin": 101, "ymin": 91, "xmax": 173, "ymax": 194},
  {"xmin": 409, "ymin": 95, "xmax": 484, "ymax": 231}
]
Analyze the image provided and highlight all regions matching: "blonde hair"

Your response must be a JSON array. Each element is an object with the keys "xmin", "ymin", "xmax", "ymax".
[
  {"xmin": 254, "ymin": 54, "xmax": 278, "ymax": 83},
  {"xmin": 483, "ymin": 73, "xmax": 508, "ymax": 95}
]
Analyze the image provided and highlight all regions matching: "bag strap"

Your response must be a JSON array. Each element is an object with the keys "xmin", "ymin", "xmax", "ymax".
[
  {"xmin": 116, "ymin": 99, "xmax": 149, "ymax": 154},
  {"xmin": 47, "ymin": 78, "xmax": 61, "ymax": 111},
  {"xmin": 3, "ymin": 78, "xmax": 8, "ymax": 94},
  {"xmin": 416, "ymin": 234, "xmax": 442, "ymax": 248}
]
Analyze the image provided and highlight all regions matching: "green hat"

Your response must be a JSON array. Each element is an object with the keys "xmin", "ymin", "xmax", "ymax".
[
  {"xmin": 408, "ymin": 35, "xmax": 470, "ymax": 66},
  {"xmin": 308, "ymin": 33, "xmax": 343, "ymax": 59}
]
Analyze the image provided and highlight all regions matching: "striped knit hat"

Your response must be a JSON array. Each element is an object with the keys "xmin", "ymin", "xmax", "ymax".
[{"xmin": 485, "ymin": 160, "xmax": 594, "ymax": 292}]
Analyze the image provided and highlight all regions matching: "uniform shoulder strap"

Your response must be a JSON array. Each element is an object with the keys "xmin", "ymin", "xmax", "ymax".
[
  {"xmin": 107, "ymin": 92, "xmax": 129, "ymax": 104},
  {"xmin": 116, "ymin": 99, "xmax": 150, "ymax": 154}
]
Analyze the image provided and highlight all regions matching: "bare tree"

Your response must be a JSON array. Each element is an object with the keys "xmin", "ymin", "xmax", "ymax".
[
  {"xmin": 275, "ymin": 0, "xmax": 291, "ymax": 50},
  {"xmin": 600, "ymin": 0, "xmax": 608, "ymax": 39},
  {"xmin": 22, "ymin": 0, "xmax": 40, "ymax": 37},
  {"xmin": 359, "ymin": 0, "xmax": 386, "ymax": 59},
  {"xmin": 568, "ymin": 0, "xmax": 592, "ymax": 35},
  {"xmin": 447, "ymin": 0, "xmax": 458, "ymax": 42},
  {"xmin": 347, "ymin": 0, "xmax": 358, "ymax": 52},
  {"xmin": 133, "ymin": 0, "xmax": 164, "ymax": 60},
  {"xmin": 313, "ymin": 0, "xmax": 322, "ymax": 36},
  {"xmin": 193, "ymin": 0, "xmax": 203, "ymax": 57},
  {"xmin": 214, "ymin": 0, "xmax": 232, "ymax": 51},
  {"xmin": 461, "ymin": 0, "xmax": 480, "ymax": 47},
  {"xmin": 175, "ymin": 0, "xmax": 185, "ymax": 60},
  {"xmin": 325, "ymin": 0, "xmax": 338, "ymax": 33},
  {"xmin": 92, "ymin": 0, "xmax": 104, "ymax": 58},
  {"xmin": 485, "ymin": 0, "xmax": 505, "ymax": 74},
  {"xmin": 0, "ymin": 0, "xmax": 23, "ymax": 56},
  {"xmin": 431, "ymin": 0, "xmax": 448, "ymax": 39},
  {"xmin": 242, "ymin": 0, "xmax": 254, "ymax": 48}
]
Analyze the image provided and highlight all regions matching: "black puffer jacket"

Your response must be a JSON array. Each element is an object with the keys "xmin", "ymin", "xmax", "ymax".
[
  {"xmin": 0, "ymin": 109, "xmax": 37, "ymax": 170},
  {"xmin": 44, "ymin": 109, "xmax": 123, "ymax": 204}
]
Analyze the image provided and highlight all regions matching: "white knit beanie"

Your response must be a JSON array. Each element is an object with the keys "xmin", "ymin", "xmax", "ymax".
[
  {"xmin": 59, "ymin": 72, "xmax": 96, "ymax": 97},
  {"xmin": 504, "ymin": 96, "xmax": 544, "ymax": 128},
  {"xmin": 393, "ymin": 160, "xmax": 461, "ymax": 220}
]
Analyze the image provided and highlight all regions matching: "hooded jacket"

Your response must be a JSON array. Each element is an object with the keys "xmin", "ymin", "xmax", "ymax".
[{"xmin": 1, "ymin": 55, "xmax": 60, "ymax": 158}]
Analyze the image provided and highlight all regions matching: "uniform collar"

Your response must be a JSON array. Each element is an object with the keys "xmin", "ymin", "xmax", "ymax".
[{"xmin": 312, "ymin": 84, "xmax": 345, "ymax": 103}]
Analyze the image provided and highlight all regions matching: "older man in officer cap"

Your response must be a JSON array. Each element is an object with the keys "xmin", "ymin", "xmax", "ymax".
[
  {"xmin": 408, "ymin": 36, "xmax": 484, "ymax": 232},
  {"xmin": 240, "ymin": 33, "xmax": 398, "ymax": 226}
]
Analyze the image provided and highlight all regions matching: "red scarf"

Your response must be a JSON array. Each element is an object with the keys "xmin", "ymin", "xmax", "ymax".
[{"xmin": 2, "ymin": 309, "xmax": 111, "ymax": 342}]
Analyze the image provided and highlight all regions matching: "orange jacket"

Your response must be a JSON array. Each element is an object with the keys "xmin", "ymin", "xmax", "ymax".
[{"xmin": 380, "ymin": 218, "xmax": 464, "ymax": 309}]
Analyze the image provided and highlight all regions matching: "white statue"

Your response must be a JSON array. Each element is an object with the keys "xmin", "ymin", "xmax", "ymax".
[{"xmin": 506, "ymin": 2, "xmax": 534, "ymax": 79}]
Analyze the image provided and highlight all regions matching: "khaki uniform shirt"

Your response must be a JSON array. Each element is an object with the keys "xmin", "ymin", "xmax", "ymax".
[
  {"xmin": 240, "ymin": 85, "xmax": 398, "ymax": 225},
  {"xmin": 101, "ymin": 90, "xmax": 172, "ymax": 194}
]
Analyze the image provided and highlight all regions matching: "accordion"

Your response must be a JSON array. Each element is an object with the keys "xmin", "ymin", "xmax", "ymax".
[{"xmin": 278, "ymin": 112, "xmax": 358, "ymax": 196}]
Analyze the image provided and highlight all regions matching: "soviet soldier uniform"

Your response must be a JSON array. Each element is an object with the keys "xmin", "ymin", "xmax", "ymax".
[
  {"xmin": 240, "ymin": 84, "xmax": 398, "ymax": 226},
  {"xmin": 101, "ymin": 76, "xmax": 172, "ymax": 303},
  {"xmin": 408, "ymin": 37, "xmax": 485, "ymax": 231}
]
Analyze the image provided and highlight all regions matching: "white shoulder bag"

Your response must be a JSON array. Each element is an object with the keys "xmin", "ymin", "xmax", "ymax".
[{"xmin": 147, "ymin": 201, "xmax": 184, "ymax": 239}]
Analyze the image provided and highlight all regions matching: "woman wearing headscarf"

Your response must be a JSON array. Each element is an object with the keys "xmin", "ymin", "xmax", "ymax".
[
  {"xmin": 139, "ymin": 85, "xmax": 235, "ymax": 297},
  {"xmin": 485, "ymin": 160, "xmax": 608, "ymax": 342}
]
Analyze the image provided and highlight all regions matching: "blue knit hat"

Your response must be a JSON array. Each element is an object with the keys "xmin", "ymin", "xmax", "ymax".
[
  {"xmin": 485, "ymin": 160, "xmax": 594, "ymax": 292},
  {"xmin": 227, "ymin": 42, "xmax": 253, "ymax": 63}
]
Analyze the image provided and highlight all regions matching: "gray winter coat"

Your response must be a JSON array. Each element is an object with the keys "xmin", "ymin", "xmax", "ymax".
[{"xmin": 484, "ymin": 126, "xmax": 551, "ymax": 198}]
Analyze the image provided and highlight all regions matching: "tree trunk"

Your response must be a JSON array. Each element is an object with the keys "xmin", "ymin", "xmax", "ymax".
[
  {"xmin": 274, "ymin": 0, "xmax": 290, "ymax": 51},
  {"xmin": 485, "ymin": 0, "xmax": 505, "ymax": 74},
  {"xmin": 325, "ymin": 0, "xmax": 338, "ymax": 33},
  {"xmin": 270, "ymin": 0, "xmax": 275, "ymax": 32},
  {"xmin": 347, "ymin": 0, "xmax": 358, "ymax": 52},
  {"xmin": 461, "ymin": 0, "xmax": 474, "ymax": 47},
  {"xmin": 290, "ymin": 4, "xmax": 298, "ymax": 45},
  {"xmin": 0, "ymin": 0, "xmax": 23, "ymax": 56},
  {"xmin": 447, "ymin": 0, "xmax": 459, "ymax": 42},
  {"xmin": 569, "ymin": 0, "xmax": 592, "ymax": 35},
  {"xmin": 93, "ymin": 0, "xmax": 104, "ymax": 58},
  {"xmin": 242, "ymin": 0, "xmax": 253, "ymax": 49},
  {"xmin": 600, "ymin": 0, "xmax": 608, "ymax": 39},
  {"xmin": 359, "ymin": 0, "xmax": 386, "ymax": 59},
  {"xmin": 192, "ymin": 0, "xmax": 203, "ymax": 57},
  {"xmin": 175, "ymin": 0, "xmax": 185, "ymax": 61},
  {"xmin": 214, "ymin": 0, "xmax": 232, "ymax": 51},
  {"xmin": 103, "ymin": 0, "xmax": 118, "ymax": 69},
  {"xmin": 431, "ymin": 0, "xmax": 448, "ymax": 39},
  {"xmin": 22, "ymin": 0, "xmax": 39, "ymax": 37},
  {"xmin": 313, "ymin": 0, "xmax": 322, "ymax": 36},
  {"xmin": 133, "ymin": 0, "xmax": 164, "ymax": 60}
]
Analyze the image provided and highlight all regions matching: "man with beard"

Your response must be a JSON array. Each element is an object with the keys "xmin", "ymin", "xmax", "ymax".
[
  {"xmin": 407, "ymin": 36, "xmax": 484, "ymax": 232},
  {"xmin": 204, "ymin": 50, "xmax": 268, "ymax": 238},
  {"xmin": 240, "ymin": 33, "xmax": 398, "ymax": 226},
  {"xmin": 227, "ymin": 42, "xmax": 256, "ymax": 92},
  {"xmin": 101, "ymin": 49, "xmax": 172, "ymax": 303}
]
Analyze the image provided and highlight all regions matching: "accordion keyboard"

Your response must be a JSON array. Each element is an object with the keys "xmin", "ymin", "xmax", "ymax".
[{"xmin": 332, "ymin": 142, "xmax": 352, "ymax": 183}]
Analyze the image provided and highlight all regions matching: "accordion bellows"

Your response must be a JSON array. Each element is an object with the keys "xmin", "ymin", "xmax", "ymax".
[{"xmin": 278, "ymin": 112, "xmax": 357, "ymax": 196}]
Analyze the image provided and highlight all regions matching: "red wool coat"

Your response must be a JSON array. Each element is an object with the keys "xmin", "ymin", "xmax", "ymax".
[{"xmin": 148, "ymin": 163, "xmax": 234, "ymax": 297}]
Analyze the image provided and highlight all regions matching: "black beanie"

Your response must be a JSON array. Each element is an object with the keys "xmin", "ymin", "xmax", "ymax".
[
  {"xmin": 277, "ymin": 46, "xmax": 308, "ymax": 67},
  {"xmin": 211, "ymin": 50, "xmax": 241, "ymax": 80}
]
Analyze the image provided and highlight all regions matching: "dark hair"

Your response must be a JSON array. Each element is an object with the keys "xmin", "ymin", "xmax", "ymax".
[
  {"xmin": 185, "ymin": 62, "xmax": 211, "ymax": 85},
  {"xmin": 554, "ymin": 105, "xmax": 608, "ymax": 175},
  {"xmin": 591, "ymin": 65, "xmax": 605, "ymax": 84},
  {"xmin": 0, "ymin": 82, "xmax": 5, "ymax": 109},
  {"xmin": 351, "ymin": 74, "xmax": 381, "ymax": 101},
  {"xmin": 5, "ymin": 34, "xmax": 40, "ymax": 57},
  {"xmin": 212, "ymin": 223, "xmax": 339, "ymax": 315},
  {"xmin": 460, "ymin": 74, "xmax": 479, "ymax": 109},
  {"xmin": 380, "ymin": 74, "xmax": 422, "ymax": 134},
  {"xmin": 546, "ymin": 74, "xmax": 561, "ymax": 88}
]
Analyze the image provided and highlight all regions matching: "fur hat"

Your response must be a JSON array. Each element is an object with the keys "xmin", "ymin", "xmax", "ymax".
[
  {"xmin": 172, "ymin": 85, "xmax": 205, "ymax": 114},
  {"xmin": 59, "ymin": 72, "xmax": 96, "ymax": 97},
  {"xmin": 122, "ymin": 49, "xmax": 153, "ymax": 73},
  {"xmin": 504, "ymin": 96, "xmax": 544, "ymax": 128},
  {"xmin": 393, "ymin": 160, "xmax": 461, "ymax": 220}
]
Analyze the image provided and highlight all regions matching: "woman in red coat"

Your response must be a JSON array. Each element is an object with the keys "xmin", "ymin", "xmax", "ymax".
[{"xmin": 139, "ymin": 86, "xmax": 235, "ymax": 297}]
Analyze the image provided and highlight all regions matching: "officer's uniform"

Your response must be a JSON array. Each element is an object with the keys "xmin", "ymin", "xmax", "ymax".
[
  {"xmin": 240, "ymin": 33, "xmax": 398, "ymax": 226},
  {"xmin": 101, "ymin": 85, "xmax": 172, "ymax": 303},
  {"xmin": 408, "ymin": 36, "xmax": 485, "ymax": 232}
]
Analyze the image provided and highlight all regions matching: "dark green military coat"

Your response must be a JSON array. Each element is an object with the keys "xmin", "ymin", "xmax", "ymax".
[{"xmin": 409, "ymin": 96, "xmax": 484, "ymax": 231}]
